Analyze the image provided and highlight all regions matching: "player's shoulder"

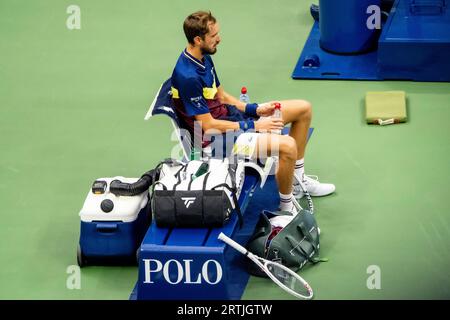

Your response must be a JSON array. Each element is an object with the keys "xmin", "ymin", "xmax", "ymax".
[
  {"xmin": 172, "ymin": 68, "xmax": 199, "ymax": 85},
  {"xmin": 173, "ymin": 58, "xmax": 199, "ymax": 83}
]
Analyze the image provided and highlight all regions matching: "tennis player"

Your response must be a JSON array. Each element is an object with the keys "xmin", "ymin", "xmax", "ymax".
[{"xmin": 170, "ymin": 11, "xmax": 335, "ymax": 214}]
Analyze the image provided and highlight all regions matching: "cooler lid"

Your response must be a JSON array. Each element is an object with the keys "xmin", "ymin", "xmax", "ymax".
[{"xmin": 79, "ymin": 177, "xmax": 148, "ymax": 223}]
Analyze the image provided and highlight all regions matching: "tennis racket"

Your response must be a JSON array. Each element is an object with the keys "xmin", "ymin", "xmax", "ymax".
[
  {"xmin": 293, "ymin": 172, "xmax": 314, "ymax": 214},
  {"xmin": 218, "ymin": 232, "xmax": 314, "ymax": 300}
]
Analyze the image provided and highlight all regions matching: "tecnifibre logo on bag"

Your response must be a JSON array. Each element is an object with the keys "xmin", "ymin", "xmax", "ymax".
[{"xmin": 182, "ymin": 197, "xmax": 196, "ymax": 208}]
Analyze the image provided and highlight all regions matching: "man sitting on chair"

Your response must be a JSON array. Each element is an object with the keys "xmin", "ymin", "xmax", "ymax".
[{"xmin": 170, "ymin": 11, "xmax": 335, "ymax": 214}]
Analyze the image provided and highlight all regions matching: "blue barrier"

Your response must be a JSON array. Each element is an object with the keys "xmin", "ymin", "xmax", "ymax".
[
  {"xmin": 293, "ymin": 0, "xmax": 450, "ymax": 82},
  {"xmin": 378, "ymin": 0, "xmax": 450, "ymax": 81}
]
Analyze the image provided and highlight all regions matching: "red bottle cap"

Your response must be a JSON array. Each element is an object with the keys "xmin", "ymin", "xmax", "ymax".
[
  {"xmin": 274, "ymin": 102, "xmax": 281, "ymax": 109},
  {"xmin": 241, "ymin": 87, "xmax": 247, "ymax": 94}
]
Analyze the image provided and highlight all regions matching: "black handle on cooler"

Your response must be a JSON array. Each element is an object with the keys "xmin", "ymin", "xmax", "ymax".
[{"xmin": 109, "ymin": 169, "xmax": 160, "ymax": 196}]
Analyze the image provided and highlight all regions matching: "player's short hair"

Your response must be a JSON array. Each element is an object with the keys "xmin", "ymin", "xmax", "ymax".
[{"xmin": 183, "ymin": 11, "xmax": 216, "ymax": 45}]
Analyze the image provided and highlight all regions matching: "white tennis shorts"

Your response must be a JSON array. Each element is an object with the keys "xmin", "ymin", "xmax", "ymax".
[{"xmin": 232, "ymin": 132, "xmax": 260, "ymax": 159}]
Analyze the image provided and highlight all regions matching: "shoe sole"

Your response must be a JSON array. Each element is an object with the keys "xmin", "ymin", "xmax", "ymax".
[{"xmin": 294, "ymin": 191, "xmax": 335, "ymax": 198}]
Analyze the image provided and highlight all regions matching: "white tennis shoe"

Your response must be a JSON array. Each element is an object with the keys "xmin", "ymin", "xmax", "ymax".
[{"xmin": 293, "ymin": 174, "xmax": 335, "ymax": 198}]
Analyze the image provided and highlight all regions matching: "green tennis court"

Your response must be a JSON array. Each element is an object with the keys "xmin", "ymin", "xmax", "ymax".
[{"xmin": 1, "ymin": 0, "xmax": 449, "ymax": 300}]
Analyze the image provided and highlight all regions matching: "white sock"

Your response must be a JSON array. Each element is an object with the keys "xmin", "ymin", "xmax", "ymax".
[
  {"xmin": 279, "ymin": 192, "xmax": 295, "ymax": 213},
  {"xmin": 295, "ymin": 158, "xmax": 305, "ymax": 182}
]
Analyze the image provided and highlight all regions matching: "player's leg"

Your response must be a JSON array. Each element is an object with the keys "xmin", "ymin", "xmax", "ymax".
[
  {"xmin": 275, "ymin": 99, "xmax": 335, "ymax": 197},
  {"xmin": 277, "ymin": 99, "xmax": 312, "ymax": 160},
  {"xmin": 233, "ymin": 131, "xmax": 297, "ymax": 193},
  {"xmin": 252, "ymin": 133, "xmax": 299, "ymax": 213}
]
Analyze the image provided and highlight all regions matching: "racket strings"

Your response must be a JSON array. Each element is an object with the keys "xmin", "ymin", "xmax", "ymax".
[{"xmin": 266, "ymin": 262, "xmax": 312, "ymax": 298}]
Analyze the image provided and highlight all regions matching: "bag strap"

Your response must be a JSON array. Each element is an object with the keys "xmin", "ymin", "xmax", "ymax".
[
  {"xmin": 154, "ymin": 181, "xmax": 167, "ymax": 191},
  {"xmin": 285, "ymin": 235, "xmax": 320, "ymax": 264},
  {"xmin": 297, "ymin": 222, "xmax": 318, "ymax": 253},
  {"xmin": 227, "ymin": 163, "xmax": 243, "ymax": 228},
  {"xmin": 187, "ymin": 174, "xmax": 194, "ymax": 190},
  {"xmin": 212, "ymin": 183, "xmax": 243, "ymax": 228},
  {"xmin": 202, "ymin": 171, "xmax": 212, "ymax": 190},
  {"xmin": 171, "ymin": 162, "xmax": 189, "ymax": 191},
  {"xmin": 296, "ymin": 222, "xmax": 328, "ymax": 263},
  {"xmin": 174, "ymin": 163, "xmax": 186, "ymax": 180}
]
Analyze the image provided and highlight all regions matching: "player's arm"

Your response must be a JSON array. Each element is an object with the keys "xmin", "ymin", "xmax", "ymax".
[
  {"xmin": 216, "ymin": 86, "xmax": 246, "ymax": 112},
  {"xmin": 195, "ymin": 113, "xmax": 239, "ymax": 133},
  {"xmin": 195, "ymin": 112, "xmax": 283, "ymax": 134},
  {"xmin": 216, "ymin": 86, "xmax": 276, "ymax": 118},
  {"xmin": 178, "ymin": 77, "xmax": 242, "ymax": 133},
  {"xmin": 179, "ymin": 77, "xmax": 282, "ymax": 133}
]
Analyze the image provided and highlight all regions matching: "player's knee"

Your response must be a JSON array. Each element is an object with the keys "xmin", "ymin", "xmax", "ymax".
[
  {"xmin": 279, "ymin": 136, "xmax": 297, "ymax": 160},
  {"xmin": 299, "ymin": 100, "xmax": 312, "ymax": 121}
]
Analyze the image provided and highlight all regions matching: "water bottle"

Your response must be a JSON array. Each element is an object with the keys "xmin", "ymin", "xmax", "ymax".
[
  {"xmin": 192, "ymin": 162, "xmax": 209, "ymax": 180},
  {"xmin": 190, "ymin": 147, "xmax": 201, "ymax": 160},
  {"xmin": 239, "ymin": 87, "xmax": 250, "ymax": 103},
  {"xmin": 272, "ymin": 102, "xmax": 282, "ymax": 134}
]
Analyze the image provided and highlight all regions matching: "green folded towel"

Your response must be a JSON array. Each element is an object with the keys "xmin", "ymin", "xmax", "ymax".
[{"xmin": 365, "ymin": 91, "xmax": 407, "ymax": 125}]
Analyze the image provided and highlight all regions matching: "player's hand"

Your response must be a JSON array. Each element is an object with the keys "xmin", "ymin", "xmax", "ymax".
[
  {"xmin": 254, "ymin": 117, "xmax": 284, "ymax": 132},
  {"xmin": 256, "ymin": 102, "xmax": 277, "ymax": 117}
]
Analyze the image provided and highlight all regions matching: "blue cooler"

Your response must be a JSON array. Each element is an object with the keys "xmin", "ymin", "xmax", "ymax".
[{"xmin": 77, "ymin": 177, "xmax": 151, "ymax": 267}]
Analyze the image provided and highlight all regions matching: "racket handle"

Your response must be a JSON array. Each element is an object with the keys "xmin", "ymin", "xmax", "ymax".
[{"xmin": 218, "ymin": 232, "xmax": 248, "ymax": 255}]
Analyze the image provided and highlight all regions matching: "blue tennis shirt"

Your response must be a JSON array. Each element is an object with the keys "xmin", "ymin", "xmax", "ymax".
[
  {"xmin": 171, "ymin": 50, "xmax": 227, "ymax": 144},
  {"xmin": 171, "ymin": 49, "xmax": 252, "ymax": 150},
  {"xmin": 171, "ymin": 49, "xmax": 222, "ymax": 113}
]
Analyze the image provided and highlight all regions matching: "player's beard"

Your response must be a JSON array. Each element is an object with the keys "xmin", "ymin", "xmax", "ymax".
[{"xmin": 201, "ymin": 44, "xmax": 217, "ymax": 55}]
